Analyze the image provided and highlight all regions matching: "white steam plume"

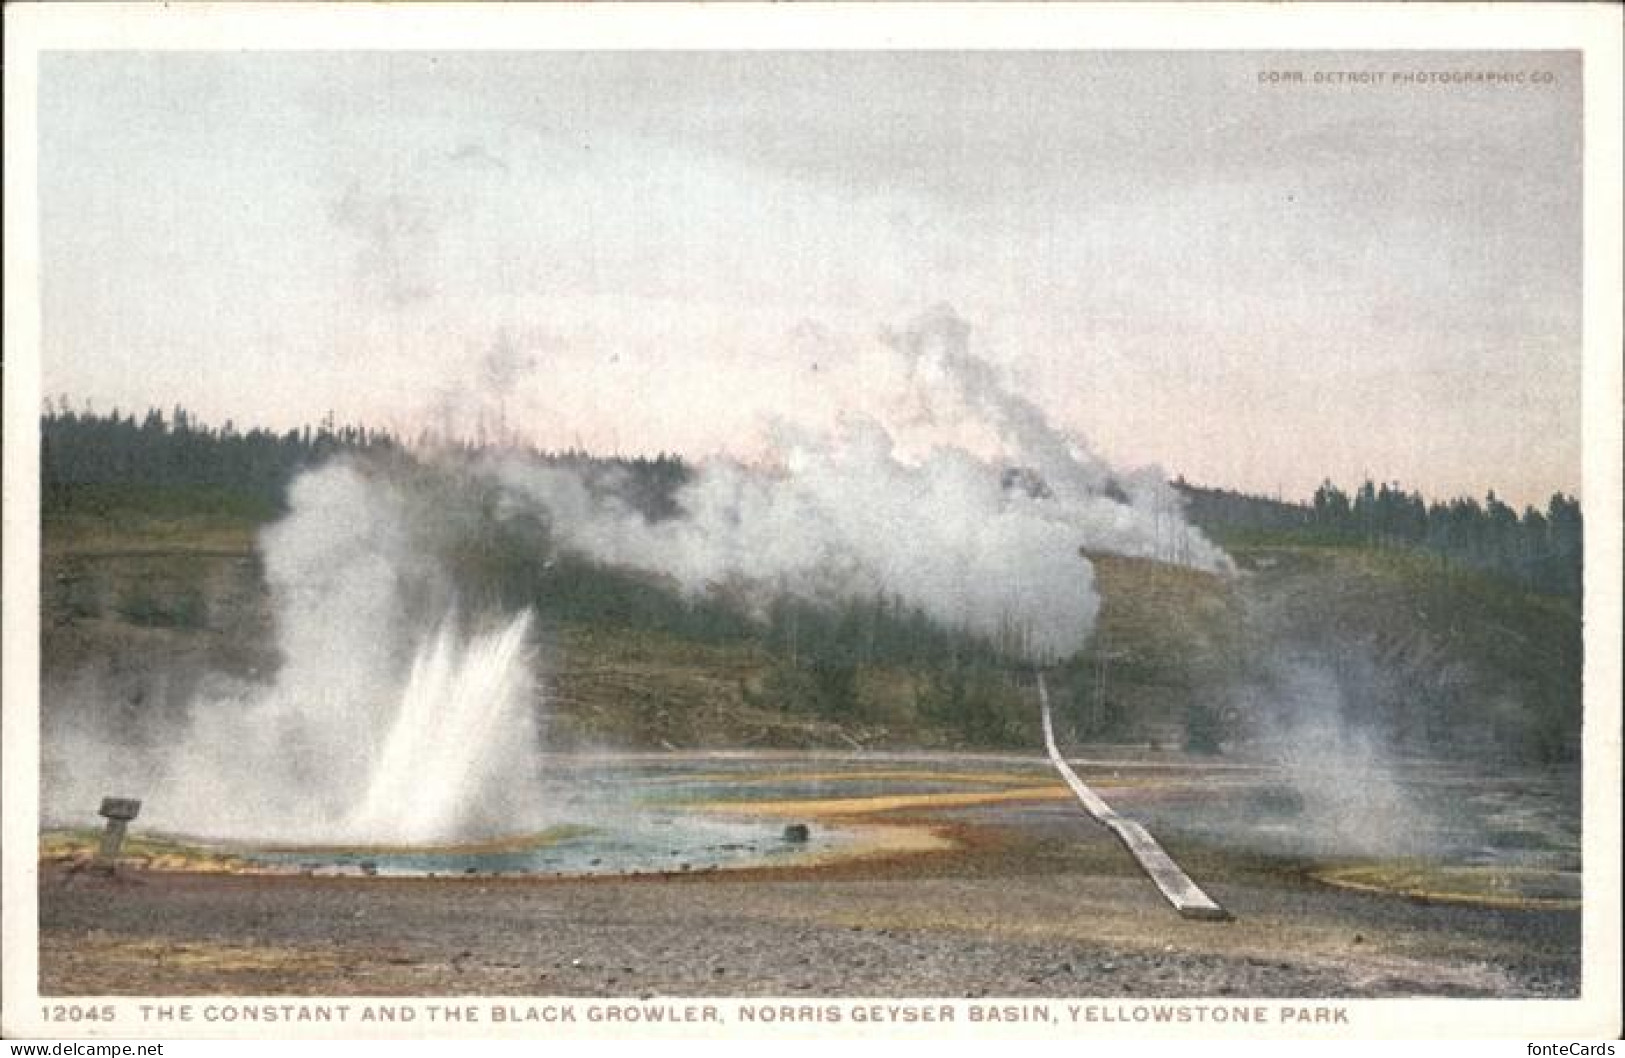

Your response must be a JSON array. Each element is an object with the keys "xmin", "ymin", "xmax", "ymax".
[
  {"xmin": 486, "ymin": 306, "xmax": 1229, "ymax": 663},
  {"xmin": 1251, "ymin": 657, "xmax": 1438, "ymax": 859}
]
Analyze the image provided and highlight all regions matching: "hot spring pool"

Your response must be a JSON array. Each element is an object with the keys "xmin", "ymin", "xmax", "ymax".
[{"xmin": 238, "ymin": 812, "xmax": 845, "ymax": 877}]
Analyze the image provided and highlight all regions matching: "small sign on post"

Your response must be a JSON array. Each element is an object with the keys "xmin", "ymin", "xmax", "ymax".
[{"xmin": 95, "ymin": 797, "xmax": 141, "ymax": 872}]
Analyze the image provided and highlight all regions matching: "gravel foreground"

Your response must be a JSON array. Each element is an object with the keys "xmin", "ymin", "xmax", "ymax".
[{"xmin": 38, "ymin": 817, "xmax": 1579, "ymax": 999}]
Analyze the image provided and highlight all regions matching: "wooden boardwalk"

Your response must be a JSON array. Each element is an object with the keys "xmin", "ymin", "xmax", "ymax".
[{"xmin": 1038, "ymin": 674, "xmax": 1231, "ymax": 921}]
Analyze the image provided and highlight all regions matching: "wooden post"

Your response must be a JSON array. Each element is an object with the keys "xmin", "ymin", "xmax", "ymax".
[{"xmin": 94, "ymin": 797, "xmax": 142, "ymax": 872}]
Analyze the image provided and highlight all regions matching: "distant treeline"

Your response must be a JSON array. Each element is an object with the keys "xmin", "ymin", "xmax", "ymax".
[
  {"xmin": 40, "ymin": 404, "xmax": 691, "ymax": 521},
  {"xmin": 41, "ymin": 403, "xmax": 400, "ymax": 518},
  {"xmin": 1177, "ymin": 478, "xmax": 1583, "ymax": 597}
]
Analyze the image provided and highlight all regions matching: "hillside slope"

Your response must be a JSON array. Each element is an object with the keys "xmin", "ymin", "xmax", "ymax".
[{"xmin": 1224, "ymin": 544, "xmax": 1582, "ymax": 762}]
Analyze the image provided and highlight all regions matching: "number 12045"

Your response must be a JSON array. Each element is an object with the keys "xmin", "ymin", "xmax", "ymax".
[{"xmin": 42, "ymin": 1004, "xmax": 117, "ymax": 1023}]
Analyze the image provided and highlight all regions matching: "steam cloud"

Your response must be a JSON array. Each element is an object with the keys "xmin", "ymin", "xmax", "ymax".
[
  {"xmin": 1257, "ymin": 657, "xmax": 1437, "ymax": 859},
  {"xmin": 486, "ymin": 306, "xmax": 1229, "ymax": 662}
]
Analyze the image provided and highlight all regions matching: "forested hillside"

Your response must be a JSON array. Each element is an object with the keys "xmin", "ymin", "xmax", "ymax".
[{"xmin": 1176, "ymin": 479, "xmax": 1582, "ymax": 597}]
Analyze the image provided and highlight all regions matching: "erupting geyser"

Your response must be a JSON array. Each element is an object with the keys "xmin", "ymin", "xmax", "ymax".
[
  {"xmin": 344, "ymin": 611, "xmax": 540, "ymax": 845},
  {"xmin": 43, "ymin": 466, "xmax": 553, "ymax": 847}
]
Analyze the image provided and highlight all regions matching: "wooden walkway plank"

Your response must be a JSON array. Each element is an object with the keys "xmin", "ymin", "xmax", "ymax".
[{"xmin": 1038, "ymin": 674, "xmax": 1231, "ymax": 921}]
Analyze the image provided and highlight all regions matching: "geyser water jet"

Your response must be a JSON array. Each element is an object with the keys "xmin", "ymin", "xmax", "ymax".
[{"xmin": 344, "ymin": 610, "xmax": 540, "ymax": 845}]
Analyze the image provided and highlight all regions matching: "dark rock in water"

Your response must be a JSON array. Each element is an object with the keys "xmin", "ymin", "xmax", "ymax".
[
  {"xmin": 783, "ymin": 823, "xmax": 811, "ymax": 844},
  {"xmin": 359, "ymin": 861, "xmax": 379, "ymax": 876}
]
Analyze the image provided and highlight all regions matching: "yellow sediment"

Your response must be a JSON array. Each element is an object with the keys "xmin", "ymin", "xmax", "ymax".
[
  {"xmin": 40, "ymin": 830, "xmax": 251, "ymax": 873},
  {"xmin": 688, "ymin": 784, "xmax": 1078, "ymax": 817},
  {"xmin": 1312, "ymin": 864, "xmax": 1580, "ymax": 911},
  {"xmin": 789, "ymin": 823, "xmax": 959, "ymax": 865},
  {"xmin": 624, "ymin": 769, "xmax": 1060, "ymax": 788},
  {"xmin": 39, "ymin": 825, "xmax": 596, "ymax": 874},
  {"xmin": 663, "ymin": 769, "xmax": 1057, "ymax": 787}
]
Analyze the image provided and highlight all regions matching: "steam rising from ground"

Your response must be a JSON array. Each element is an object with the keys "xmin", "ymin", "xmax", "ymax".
[
  {"xmin": 1240, "ymin": 656, "xmax": 1438, "ymax": 859},
  {"xmin": 488, "ymin": 307, "xmax": 1228, "ymax": 662}
]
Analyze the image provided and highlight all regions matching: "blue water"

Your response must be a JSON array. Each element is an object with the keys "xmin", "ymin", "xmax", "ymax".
[{"xmin": 241, "ymin": 812, "xmax": 842, "ymax": 877}]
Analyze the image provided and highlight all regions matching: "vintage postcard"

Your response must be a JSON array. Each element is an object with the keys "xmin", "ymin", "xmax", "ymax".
[{"xmin": 4, "ymin": 2, "xmax": 1621, "ymax": 1043}]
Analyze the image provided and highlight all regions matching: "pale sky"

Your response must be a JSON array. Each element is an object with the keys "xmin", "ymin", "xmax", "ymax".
[{"xmin": 39, "ymin": 51, "xmax": 1582, "ymax": 507}]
